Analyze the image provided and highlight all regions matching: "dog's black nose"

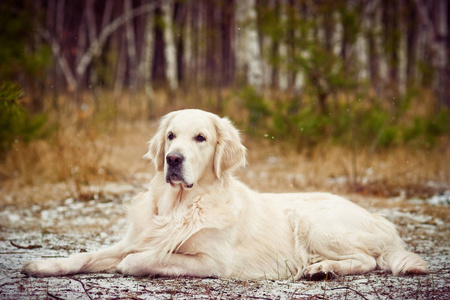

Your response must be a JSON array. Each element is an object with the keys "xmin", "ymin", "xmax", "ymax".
[{"xmin": 166, "ymin": 152, "xmax": 184, "ymax": 167}]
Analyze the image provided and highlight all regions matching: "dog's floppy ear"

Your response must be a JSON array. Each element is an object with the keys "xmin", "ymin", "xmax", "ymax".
[
  {"xmin": 213, "ymin": 116, "xmax": 247, "ymax": 179},
  {"xmin": 143, "ymin": 112, "xmax": 176, "ymax": 172}
]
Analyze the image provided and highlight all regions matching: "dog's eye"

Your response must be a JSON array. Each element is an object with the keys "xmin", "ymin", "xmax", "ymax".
[
  {"xmin": 168, "ymin": 132, "xmax": 175, "ymax": 140},
  {"xmin": 195, "ymin": 134, "xmax": 206, "ymax": 142}
]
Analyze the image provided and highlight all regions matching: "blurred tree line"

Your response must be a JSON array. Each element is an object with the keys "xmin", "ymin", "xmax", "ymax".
[{"xmin": 0, "ymin": 0, "xmax": 449, "ymax": 153}]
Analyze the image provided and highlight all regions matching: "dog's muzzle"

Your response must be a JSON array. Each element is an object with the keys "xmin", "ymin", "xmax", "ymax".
[{"xmin": 165, "ymin": 152, "xmax": 193, "ymax": 188}]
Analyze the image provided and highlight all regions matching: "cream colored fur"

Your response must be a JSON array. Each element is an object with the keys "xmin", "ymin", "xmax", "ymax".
[{"xmin": 22, "ymin": 109, "xmax": 429, "ymax": 279}]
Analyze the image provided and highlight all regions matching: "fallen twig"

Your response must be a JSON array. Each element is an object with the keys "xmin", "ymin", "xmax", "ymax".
[
  {"xmin": 10, "ymin": 241, "xmax": 42, "ymax": 250},
  {"xmin": 330, "ymin": 286, "xmax": 369, "ymax": 300},
  {"xmin": 71, "ymin": 278, "xmax": 93, "ymax": 300},
  {"xmin": 367, "ymin": 277, "xmax": 382, "ymax": 300},
  {"xmin": 47, "ymin": 292, "xmax": 65, "ymax": 300}
]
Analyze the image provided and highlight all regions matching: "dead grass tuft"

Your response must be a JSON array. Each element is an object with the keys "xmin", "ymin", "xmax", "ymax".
[
  {"xmin": 241, "ymin": 138, "xmax": 449, "ymax": 196},
  {"xmin": 0, "ymin": 119, "xmax": 152, "ymax": 204}
]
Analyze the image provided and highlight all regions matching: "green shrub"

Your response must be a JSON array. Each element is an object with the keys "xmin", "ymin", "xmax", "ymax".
[
  {"xmin": 403, "ymin": 109, "xmax": 449, "ymax": 147},
  {"xmin": 241, "ymin": 87, "xmax": 271, "ymax": 134},
  {"xmin": 239, "ymin": 87, "xmax": 449, "ymax": 150},
  {"xmin": 0, "ymin": 81, "xmax": 48, "ymax": 158}
]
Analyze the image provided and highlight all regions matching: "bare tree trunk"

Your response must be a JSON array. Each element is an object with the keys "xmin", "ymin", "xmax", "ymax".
[
  {"xmin": 332, "ymin": 11, "xmax": 343, "ymax": 57},
  {"xmin": 261, "ymin": 0, "xmax": 274, "ymax": 90},
  {"xmin": 183, "ymin": 1, "xmax": 193, "ymax": 89},
  {"xmin": 86, "ymin": 0, "xmax": 99, "ymax": 109},
  {"xmin": 55, "ymin": 0, "xmax": 65, "ymax": 113},
  {"xmin": 75, "ymin": 13, "xmax": 87, "ymax": 109},
  {"xmin": 292, "ymin": 1, "xmax": 309, "ymax": 96},
  {"xmin": 40, "ymin": 1, "xmax": 156, "ymax": 100},
  {"xmin": 192, "ymin": 2, "xmax": 202, "ymax": 87},
  {"xmin": 114, "ymin": 30, "xmax": 127, "ymax": 100},
  {"xmin": 355, "ymin": 3, "xmax": 371, "ymax": 82},
  {"xmin": 125, "ymin": 0, "xmax": 138, "ymax": 93},
  {"xmin": 41, "ymin": 30, "xmax": 77, "ymax": 91},
  {"xmin": 374, "ymin": 0, "xmax": 388, "ymax": 98},
  {"xmin": 47, "ymin": 0, "xmax": 58, "ymax": 113},
  {"xmin": 221, "ymin": 1, "xmax": 235, "ymax": 88},
  {"xmin": 205, "ymin": 2, "xmax": 217, "ymax": 87},
  {"xmin": 385, "ymin": 0, "xmax": 400, "ymax": 100},
  {"xmin": 434, "ymin": 0, "xmax": 448, "ymax": 108},
  {"xmin": 161, "ymin": 0, "xmax": 178, "ymax": 94},
  {"xmin": 101, "ymin": 0, "xmax": 114, "ymax": 31},
  {"xmin": 406, "ymin": 2, "xmax": 418, "ymax": 86},
  {"xmin": 397, "ymin": 0, "xmax": 407, "ymax": 96},
  {"xmin": 278, "ymin": 0, "xmax": 289, "ymax": 91},
  {"xmin": 235, "ymin": 0, "xmax": 263, "ymax": 92},
  {"xmin": 140, "ymin": 10, "xmax": 155, "ymax": 119},
  {"xmin": 413, "ymin": 0, "xmax": 449, "ymax": 109},
  {"xmin": 26, "ymin": 0, "xmax": 45, "ymax": 113}
]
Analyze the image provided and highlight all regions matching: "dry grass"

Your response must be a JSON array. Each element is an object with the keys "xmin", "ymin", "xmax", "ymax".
[
  {"xmin": 241, "ymin": 137, "xmax": 449, "ymax": 192},
  {"xmin": 0, "ymin": 120, "xmax": 152, "ymax": 205},
  {"xmin": 0, "ymin": 91, "xmax": 449, "ymax": 207}
]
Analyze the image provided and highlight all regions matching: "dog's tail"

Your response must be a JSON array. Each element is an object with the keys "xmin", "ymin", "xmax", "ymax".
[{"xmin": 377, "ymin": 247, "xmax": 429, "ymax": 276}]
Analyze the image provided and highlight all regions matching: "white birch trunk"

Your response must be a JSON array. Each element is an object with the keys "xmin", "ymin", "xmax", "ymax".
[
  {"xmin": 293, "ymin": 69, "xmax": 305, "ymax": 95},
  {"xmin": 183, "ymin": 2, "xmax": 193, "ymax": 86},
  {"xmin": 278, "ymin": 0, "xmax": 288, "ymax": 91},
  {"xmin": 332, "ymin": 11, "xmax": 343, "ymax": 57},
  {"xmin": 235, "ymin": 0, "xmax": 263, "ymax": 92},
  {"xmin": 140, "ymin": 10, "xmax": 155, "ymax": 101},
  {"xmin": 262, "ymin": 35, "xmax": 273, "ymax": 89},
  {"xmin": 355, "ymin": 2, "xmax": 374, "ymax": 82},
  {"xmin": 161, "ymin": 0, "xmax": 178, "ymax": 92},
  {"xmin": 355, "ymin": 31, "xmax": 369, "ymax": 81},
  {"xmin": 374, "ymin": 1, "xmax": 388, "ymax": 92},
  {"xmin": 260, "ymin": 0, "xmax": 275, "ymax": 89},
  {"xmin": 235, "ymin": 6, "xmax": 245, "ymax": 78},
  {"xmin": 398, "ymin": 1, "xmax": 407, "ymax": 96}
]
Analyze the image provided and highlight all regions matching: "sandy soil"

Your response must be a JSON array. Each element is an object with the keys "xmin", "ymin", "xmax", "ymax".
[{"xmin": 1, "ymin": 176, "xmax": 449, "ymax": 299}]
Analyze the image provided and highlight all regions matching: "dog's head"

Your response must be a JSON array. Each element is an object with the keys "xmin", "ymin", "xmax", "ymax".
[{"xmin": 144, "ymin": 109, "xmax": 247, "ymax": 189}]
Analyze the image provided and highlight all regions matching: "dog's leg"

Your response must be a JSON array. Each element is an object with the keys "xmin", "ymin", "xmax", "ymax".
[
  {"xmin": 21, "ymin": 243, "xmax": 127, "ymax": 277},
  {"xmin": 117, "ymin": 251, "xmax": 226, "ymax": 278},
  {"xmin": 303, "ymin": 253, "xmax": 377, "ymax": 280}
]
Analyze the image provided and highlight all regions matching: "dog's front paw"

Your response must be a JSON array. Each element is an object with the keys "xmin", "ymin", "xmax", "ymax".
[
  {"xmin": 117, "ymin": 253, "xmax": 149, "ymax": 276},
  {"xmin": 21, "ymin": 260, "xmax": 60, "ymax": 277},
  {"xmin": 116, "ymin": 257, "xmax": 129, "ymax": 275},
  {"xmin": 303, "ymin": 263, "xmax": 337, "ymax": 281}
]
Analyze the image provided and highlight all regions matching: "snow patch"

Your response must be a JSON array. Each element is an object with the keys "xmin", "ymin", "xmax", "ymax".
[{"xmin": 426, "ymin": 190, "xmax": 450, "ymax": 206}]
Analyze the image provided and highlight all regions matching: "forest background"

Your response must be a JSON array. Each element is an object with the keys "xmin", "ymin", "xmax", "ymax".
[{"xmin": 0, "ymin": 0, "xmax": 449, "ymax": 202}]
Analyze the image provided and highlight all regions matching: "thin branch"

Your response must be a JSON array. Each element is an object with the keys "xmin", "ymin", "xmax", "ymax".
[
  {"xmin": 76, "ymin": 2, "xmax": 156, "ymax": 77},
  {"xmin": 101, "ymin": 0, "xmax": 114, "ymax": 31},
  {"xmin": 40, "ymin": 29, "xmax": 78, "ymax": 90},
  {"xmin": 71, "ymin": 278, "xmax": 93, "ymax": 300},
  {"xmin": 330, "ymin": 286, "xmax": 369, "ymax": 300},
  {"xmin": 10, "ymin": 241, "xmax": 42, "ymax": 250},
  {"xmin": 412, "ymin": 0, "xmax": 437, "ymax": 38},
  {"xmin": 39, "ymin": 2, "xmax": 157, "ymax": 90},
  {"xmin": 47, "ymin": 292, "xmax": 65, "ymax": 300},
  {"xmin": 86, "ymin": 0, "xmax": 97, "ymax": 43}
]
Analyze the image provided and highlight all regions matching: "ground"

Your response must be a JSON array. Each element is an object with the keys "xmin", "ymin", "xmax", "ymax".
[{"xmin": 1, "ymin": 175, "xmax": 449, "ymax": 300}]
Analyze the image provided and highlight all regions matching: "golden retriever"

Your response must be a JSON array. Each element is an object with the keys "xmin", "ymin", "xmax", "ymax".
[{"xmin": 22, "ymin": 109, "xmax": 429, "ymax": 280}]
